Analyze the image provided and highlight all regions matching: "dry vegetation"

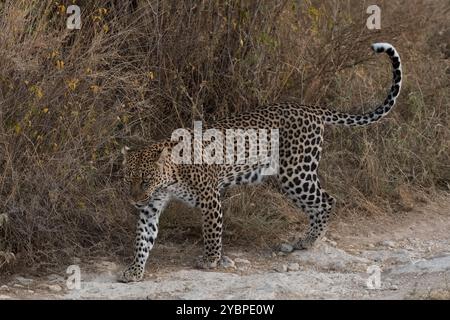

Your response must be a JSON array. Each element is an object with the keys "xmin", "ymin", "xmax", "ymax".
[{"xmin": 0, "ymin": 0, "xmax": 449, "ymax": 273}]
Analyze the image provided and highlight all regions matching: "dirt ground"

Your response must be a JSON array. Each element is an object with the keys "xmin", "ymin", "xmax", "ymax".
[{"xmin": 1, "ymin": 195, "xmax": 449, "ymax": 300}]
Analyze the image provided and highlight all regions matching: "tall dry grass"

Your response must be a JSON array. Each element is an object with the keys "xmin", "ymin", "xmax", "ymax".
[{"xmin": 0, "ymin": 0, "xmax": 449, "ymax": 272}]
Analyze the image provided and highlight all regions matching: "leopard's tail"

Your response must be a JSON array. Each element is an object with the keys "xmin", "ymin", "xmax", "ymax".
[{"xmin": 323, "ymin": 43, "xmax": 402, "ymax": 126}]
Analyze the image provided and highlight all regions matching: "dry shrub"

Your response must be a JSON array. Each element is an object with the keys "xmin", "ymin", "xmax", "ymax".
[{"xmin": 0, "ymin": 0, "xmax": 448, "ymax": 271}]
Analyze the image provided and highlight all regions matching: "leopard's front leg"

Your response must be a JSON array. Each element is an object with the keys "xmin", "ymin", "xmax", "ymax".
[
  {"xmin": 196, "ymin": 189, "xmax": 225, "ymax": 269},
  {"xmin": 120, "ymin": 194, "xmax": 168, "ymax": 282}
]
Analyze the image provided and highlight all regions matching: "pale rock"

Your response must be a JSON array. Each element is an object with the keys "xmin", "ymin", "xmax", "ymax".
[
  {"xmin": 15, "ymin": 276, "xmax": 34, "ymax": 286},
  {"xmin": 287, "ymin": 263, "xmax": 300, "ymax": 272},
  {"xmin": 221, "ymin": 256, "xmax": 235, "ymax": 269},
  {"xmin": 280, "ymin": 243, "xmax": 294, "ymax": 253},
  {"xmin": 234, "ymin": 258, "xmax": 251, "ymax": 265},
  {"xmin": 274, "ymin": 265, "xmax": 288, "ymax": 273},
  {"xmin": 48, "ymin": 284, "xmax": 62, "ymax": 292},
  {"xmin": 0, "ymin": 285, "xmax": 9, "ymax": 291}
]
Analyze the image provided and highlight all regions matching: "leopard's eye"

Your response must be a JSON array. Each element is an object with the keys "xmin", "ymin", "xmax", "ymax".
[{"xmin": 141, "ymin": 179, "xmax": 149, "ymax": 189}]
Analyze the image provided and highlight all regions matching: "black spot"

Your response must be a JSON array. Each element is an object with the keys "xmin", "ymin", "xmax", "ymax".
[
  {"xmin": 393, "ymin": 61, "xmax": 400, "ymax": 69},
  {"xmin": 302, "ymin": 183, "xmax": 309, "ymax": 192},
  {"xmin": 392, "ymin": 84, "xmax": 400, "ymax": 96}
]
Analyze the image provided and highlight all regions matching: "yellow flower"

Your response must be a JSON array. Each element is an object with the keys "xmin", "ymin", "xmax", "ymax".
[
  {"xmin": 90, "ymin": 85, "xmax": 100, "ymax": 93},
  {"xmin": 57, "ymin": 4, "xmax": 66, "ymax": 15},
  {"xmin": 30, "ymin": 85, "xmax": 44, "ymax": 99},
  {"xmin": 98, "ymin": 8, "xmax": 108, "ymax": 15},
  {"xmin": 56, "ymin": 60, "xmax": 64, "ymax": 70},
  {"xmin": 66, "ymin": 79, "xmax": 79, "ymax": 91},
  {"xmin": 14, "ymin": 123, "xmax": 21, "ymax": 134},
  {"xmin": 85, "ymin": 67, "xmax": 93, "ymax": 74},
  {"xmin": 147, "ymin": 71, "xmax": 155, "ymax": 80},
  {"xmin": 42, "ymin": 107, "xmax": 49, "ymax": 113},
  {"xmin": 102, "ymin": 24, "xmax": 109, "ymax": 33},
  {"xmin": 51, "ymin": 50, "xmax": 59, "ymax": 58}
]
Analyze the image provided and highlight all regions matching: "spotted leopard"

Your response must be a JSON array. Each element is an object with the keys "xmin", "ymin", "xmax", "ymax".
[{"xmin": 119, "ymin": 43, "xmax": 402, "ymax": 282}]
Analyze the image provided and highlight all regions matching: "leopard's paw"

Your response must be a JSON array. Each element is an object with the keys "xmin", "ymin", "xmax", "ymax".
[
  {"xmin": 195, "ymin": 256, "xmax": 221, "ymax": 269},
  {"xmin": 118, "ymin": 265, "xmax": 144, "ymax": 283}
]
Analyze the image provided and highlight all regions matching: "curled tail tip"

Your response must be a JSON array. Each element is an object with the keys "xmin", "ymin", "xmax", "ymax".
[{"xmin": 371, "ymin": 42, "xmax": 398, "ymax": 56}]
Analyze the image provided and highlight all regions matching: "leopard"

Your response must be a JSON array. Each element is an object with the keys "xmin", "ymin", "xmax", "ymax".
[{"xmin": 119, "ymin": 43, "xmax": 402, "ymax": 282}]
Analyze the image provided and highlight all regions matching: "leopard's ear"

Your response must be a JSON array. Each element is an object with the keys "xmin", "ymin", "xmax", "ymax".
[
  {"xmin": 156, "ymin": 147, "xmax": 170, "ymax": 168},
  {"xmin": 121, "ymin": 145, "xmax": 130, "ymax": 155},
  {"xmin": 121, "ymin": 146, "xmax": 130, "ymax": 164}
]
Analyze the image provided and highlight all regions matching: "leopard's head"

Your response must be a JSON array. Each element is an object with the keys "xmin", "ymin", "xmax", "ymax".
[{"xmin": 121, "ymin": 145, "xmax": 175, "ymax": 207}]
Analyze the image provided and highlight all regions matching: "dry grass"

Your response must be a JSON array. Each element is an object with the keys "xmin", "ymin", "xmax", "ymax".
[{"xmin": 0, "ymin": 0, "xmax": 449, "ymax": 272}]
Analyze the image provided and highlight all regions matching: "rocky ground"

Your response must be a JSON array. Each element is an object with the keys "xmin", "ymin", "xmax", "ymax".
[{"xmin": 1, "ymin": 195, "xmax": 449, "ymax": 300}]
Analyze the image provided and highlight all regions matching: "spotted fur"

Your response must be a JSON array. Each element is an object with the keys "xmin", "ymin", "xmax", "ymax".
[{"xmin": 119, "ymin": 43, "xmax": 402, "ymax": 282}]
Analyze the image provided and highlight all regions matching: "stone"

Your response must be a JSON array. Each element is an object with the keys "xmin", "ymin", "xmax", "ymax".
[
  {"xmin": 48, "ymin": 284, "xmax": 62, "ymax": 292},
  {"xmin": 280, "ymin": 243, "xmax": 294, "ymax": 253},
  {"xmin": 234, "ymin": 258, "xmax": 251, "ymax": 265},
  {"xmin": 287, "ymin": 263, "xmax": 300, "ymax": 272},
  {"xmin": 390, "ymin": 284, "xmax": 399, "ymax": 291},
  {"xmin": 15, "ymin": 276, "xmax": 34, "ymax": 286},
  {"xmin": 0, "ymin": 285, "xmax": 9, "ymax": 291},
  {"xmin": 380, "ymin": 240, "xmax": 396, "ymax": 248},
  {"xmin": 47, "ymin": 274, "xmax": 64, "ymax": 283},
  {"xmin": 221, "ymin": 256, "xmax": 235, "ymax": 269},
  {"xmin": 274, "ymin": 265, "xmax": 288, "ymax": 273}
]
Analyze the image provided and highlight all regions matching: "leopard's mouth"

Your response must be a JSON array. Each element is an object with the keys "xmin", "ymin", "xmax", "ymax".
[
  {"xmin": 129, "ymin": 196, "xmax": 150, "ymax": 208},
  {"xmin": 130, "ymin": 182, "xmax": 176, "ymax": 208}
]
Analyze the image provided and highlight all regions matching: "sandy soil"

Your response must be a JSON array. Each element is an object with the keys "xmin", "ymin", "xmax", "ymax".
[{"xmin": 1, "ymin": 195, "xmax": 449, "ymax": 300}]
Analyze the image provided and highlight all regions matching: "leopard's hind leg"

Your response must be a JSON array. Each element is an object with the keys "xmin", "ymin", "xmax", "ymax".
[{"xmin": 278, "ymin": 119, "xmax": 336, "ymax": 249}]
